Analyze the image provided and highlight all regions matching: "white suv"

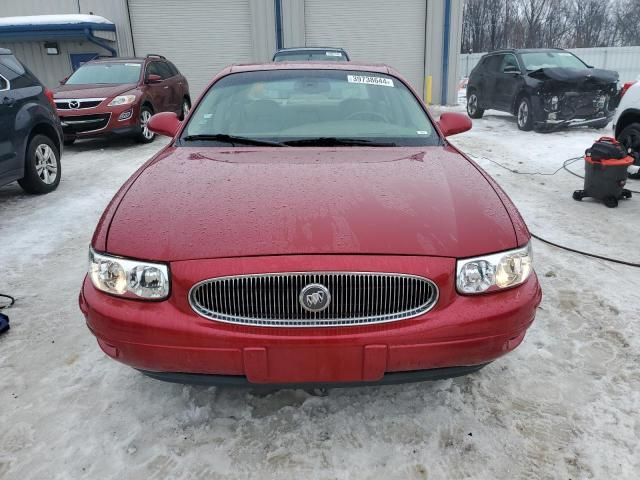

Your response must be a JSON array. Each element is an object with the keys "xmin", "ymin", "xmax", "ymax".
[{"xmin": 613, "ymin": 80, "xmax": 640, "ymax": 177}]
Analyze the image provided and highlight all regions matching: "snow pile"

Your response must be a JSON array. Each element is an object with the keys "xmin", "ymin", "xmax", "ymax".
[{"xmin": 0, "ymin": 14, "xmax": 114, "ymax": 28}]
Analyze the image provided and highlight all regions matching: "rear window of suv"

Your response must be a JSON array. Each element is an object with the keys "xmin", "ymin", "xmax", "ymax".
[
  {"xmin": 0, "ymin": 54, "xmax": 26, "ymax": 75},
  {"xmin": 0, "ymin": 54, "xmax": 39, "ymax": 88}
]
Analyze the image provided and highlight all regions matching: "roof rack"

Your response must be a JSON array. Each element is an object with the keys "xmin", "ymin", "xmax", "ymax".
[{"xmin": 146, "ymin": 54, "xmax": 166, "ymax": 59}]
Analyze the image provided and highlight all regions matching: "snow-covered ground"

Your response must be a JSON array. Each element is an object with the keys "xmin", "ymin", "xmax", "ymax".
[{"xmin": 1, "ymin": 115, "xmax": 639, "ymax": 479}]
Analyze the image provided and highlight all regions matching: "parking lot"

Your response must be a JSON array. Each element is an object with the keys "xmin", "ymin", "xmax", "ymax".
[{"xmin": 1, "ymin": 109, "xmax": 639, "ymax": 479}]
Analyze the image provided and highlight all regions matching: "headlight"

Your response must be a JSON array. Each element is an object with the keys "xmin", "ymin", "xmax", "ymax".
[
  {"xmin": 89, "ymin": 249, "xmax": 169, "ymax": 299},
  {"xmin": 108, "ymin": 95, "xmax": 136, "ymax": 107},
  {"xmin": 456, "ymin": 243, "xmax": 533, "ymax": 294}
]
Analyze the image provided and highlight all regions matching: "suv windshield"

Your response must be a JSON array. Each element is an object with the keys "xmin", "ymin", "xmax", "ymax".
[
  {"xmin": 274, "ymin": 51, "xmax": 347, "ymax": 62},
  {"xmin": 521, "ymin": 51, "xmax": 587, "ymax": 71},
  {"xmin": 182, "ymin": 69, "xmax": 437, "ymax": 146},
  {"xmin": 66, "ymin": 62, "xmax": 142, "ymax": 85}
]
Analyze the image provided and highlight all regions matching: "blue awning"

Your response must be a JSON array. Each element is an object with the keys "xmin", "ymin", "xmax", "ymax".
[{"xmin": 0, "ymin": 14, "xmax": 115, "ymax": 41}]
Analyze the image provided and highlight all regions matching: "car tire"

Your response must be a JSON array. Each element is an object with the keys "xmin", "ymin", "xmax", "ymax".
[
  {"xmin": 516, "ymin": 96, "xmax": 533, "ymax": 131},
  {"xmin": 617, "ymin": 123, "xmax": 640, "ymax": 165},
  {"xmin": 63, "ymin": 138, "xmax": 76, "ymax": 146},
  {"xmin": 604, "ymin": 196, "xmax": 618, "ymax": 208},
  {"xmin": 466, "ymin": 91, "xmax": 484, "ymax": 119},
  {"xmin": 17, "ymin": 134, "xmax": 61, "ymax": 194},
  {"xmin": 136, "ymin": 106, "xmax": 155, "ymax": 143},
  {"xmin": 180, "ymin": 97, "xmax": 191, "ymax": 121}
]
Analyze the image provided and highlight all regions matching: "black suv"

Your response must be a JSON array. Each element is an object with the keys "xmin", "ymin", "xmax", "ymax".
[
  {"xmin": 466, "ymin": 48, "xmax": 618, "ymax": 132},
  {"xmin": 0, "ymin": 48, "xmax": 63, "ymax": 193}
]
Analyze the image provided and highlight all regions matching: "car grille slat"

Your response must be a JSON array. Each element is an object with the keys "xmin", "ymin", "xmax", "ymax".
[{"xmin": 189, "ymin": 272, "xmax": 438, "ymax": 328}]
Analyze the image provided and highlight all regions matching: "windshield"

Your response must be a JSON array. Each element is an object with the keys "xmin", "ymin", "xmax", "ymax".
[
  {"xmin": 182, "ymin": 69, "xmax": 438, "ymax": 146},
  {"xmin": 66, "ymin": 62, "xmax": 142, "ymax": 85},
  {"xmin": 274, "ymin": 51, "xmax": 348, "ymax": 62},
  {"xmin": 521, "ymin": 51, "xmax": 587, "ymax": 71}
]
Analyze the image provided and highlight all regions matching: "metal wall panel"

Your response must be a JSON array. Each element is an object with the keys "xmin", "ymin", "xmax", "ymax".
[
  {"xmin": 127, "ymin": 0, "xmax": 265, "ymax": 96},
  {"xmin": 303, "ymin": 0, "xmax": 427, "ymax": 96},
  {"xmin": 0, "ymin": 0, "xmax": 78, "ymax": 16},
  {"xmin": 281, "ymin": 0, "xmax": 305, "ymax": 48},
  {"xmin": 79, "ymin": 0, "xmax": 135, "ymax": 56},
  {"xmin": 2, "ymin": 39, "xmax": 112, "ymax": 88}
]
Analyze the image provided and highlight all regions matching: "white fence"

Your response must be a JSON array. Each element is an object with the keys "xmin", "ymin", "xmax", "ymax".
[{"xmin": 459, "ymin": 46, "xmax": 640, "ymax": 83}]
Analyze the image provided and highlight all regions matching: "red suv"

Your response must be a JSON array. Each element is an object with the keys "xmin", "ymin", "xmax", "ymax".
[{"xmin": 53, "ymin": 54, "xmax": 190, "ymax": 145}]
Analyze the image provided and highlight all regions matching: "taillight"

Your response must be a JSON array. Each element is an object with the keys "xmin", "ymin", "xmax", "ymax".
[
  {"xmin": 44, "ymin": 88, "xmax": 57, "ymax": 110},
  {"xmin": 620, "ymin": 81, "xmax": 637, "ymax": 99}
]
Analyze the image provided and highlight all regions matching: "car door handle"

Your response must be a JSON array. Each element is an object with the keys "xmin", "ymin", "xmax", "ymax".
[{"xmin": 163, "ymin": 86, "xmax": 169, "ymax": 89}]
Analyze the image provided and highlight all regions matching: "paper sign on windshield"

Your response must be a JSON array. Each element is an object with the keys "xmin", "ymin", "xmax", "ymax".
[{"xmin": 347, "ymin": 75, "xmax": 394, "ymax": 87}]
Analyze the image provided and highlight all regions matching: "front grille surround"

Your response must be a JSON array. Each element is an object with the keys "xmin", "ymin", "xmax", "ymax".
[
  {"xmin": 55, "ymin": 98, "xmax": 105, "ymax": 110},
  {"xmin": 189, "ymin": 272, "xmax": 439, "ymax": 327}
]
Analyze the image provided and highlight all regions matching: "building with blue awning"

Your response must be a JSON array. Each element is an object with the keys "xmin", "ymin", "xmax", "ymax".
[{"xmin": 0, "ymin": 14, "xmax": 118, "ymax": 87}]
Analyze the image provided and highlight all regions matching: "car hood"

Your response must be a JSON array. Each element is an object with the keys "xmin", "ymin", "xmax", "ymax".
[
  {"xmin": 53, "ymin": 83, "xmax": 137, "ymax": 99},
  {"xmin": 105, "ymin": 147, "xmax": 518, "ymax": 261},
  {"xmin": 528, "ymin": 67, "xmax": 618, "ymax": 90}
]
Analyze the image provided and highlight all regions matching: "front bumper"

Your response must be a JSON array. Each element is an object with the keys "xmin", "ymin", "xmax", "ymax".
[
  {"xmin": 58, "ymin": 104, "xmax": 141, "ymax": 139},
  {"xmin": 79, "ymin": 255, "xmax": 542, "ymax": 385},
  {"xmin": 531, "ymin": 94, "xmax": 614, "ymax": 130},
  {"xmin": 535, "ymin": 113, "xmax": 613, "ymax": 131}
]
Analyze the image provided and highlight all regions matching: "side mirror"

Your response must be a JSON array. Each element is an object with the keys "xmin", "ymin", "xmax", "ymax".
[
  {"xmin": 148, "ymin": 112, "xmax": 181, "ymax": 137},
  {"xmin": 437, "ymin": 112, "xmax": 472, "ymax": 137},
  {"xmin": 146, "ymin": 74, "xmax": 163, "ymax": 84},
  {"xmin": 503, "ymin": 65, "xmax": 520, "ymax": 74}
]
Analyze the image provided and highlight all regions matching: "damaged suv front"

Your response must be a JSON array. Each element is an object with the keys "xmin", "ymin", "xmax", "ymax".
[{"xmin": 522, "ymin": 51, "xmax": 618, "ymax": 131}]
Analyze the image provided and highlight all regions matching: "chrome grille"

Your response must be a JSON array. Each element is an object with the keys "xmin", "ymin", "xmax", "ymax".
[
  {"xmin": 55, "ymin": 98, "xmax": 105, "ymax": 110},
  {"xmin": 189, "ymin": 272, "xmax": 438, "ymax": 327}
]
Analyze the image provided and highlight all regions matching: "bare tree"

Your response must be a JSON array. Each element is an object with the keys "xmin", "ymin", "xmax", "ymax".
[
  {"xmin": 613, "ymin": 0, "xmax": 640, "ymax": 46},
  {"xmin": 461, "ymin": 0, "xmax": 631, "ymax": 52}
]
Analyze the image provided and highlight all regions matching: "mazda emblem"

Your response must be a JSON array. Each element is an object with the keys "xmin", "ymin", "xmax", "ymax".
[
  {"xmin": 69, "ymin": 100, "xmax": 80, "ymax": 109},
  {"xmin": 299, "ymin": 283, "xmax": 331, "ymax": 312}
]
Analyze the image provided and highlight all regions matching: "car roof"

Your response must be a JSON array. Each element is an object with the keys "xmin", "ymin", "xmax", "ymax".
[
  {"xmin": 87, "ymin": 57, "xmax": 145, "ymax": 64},
  {"xmin": 484, "ymin": 48, "xmax": 567, "ymax": 56},
  {"xmin": 227, "ymin": 61, "xmax": 390, "ymax": 74},
  {"xmin": 0, "ymin": 47, "xmax": 12, "ymax": 55},
  {"xmin": 275, "ymin": 47, "xmax": 346, "ymax": 53}
]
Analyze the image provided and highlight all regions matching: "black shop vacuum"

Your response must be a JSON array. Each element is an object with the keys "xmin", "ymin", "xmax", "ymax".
[{"xmin": 573, "ymin": 137, "xmax": 633, "ymax": 208}]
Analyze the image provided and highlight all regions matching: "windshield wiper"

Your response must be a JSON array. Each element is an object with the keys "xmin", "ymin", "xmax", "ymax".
[
  {"xmin": 283, "ymin": 137, "xmax": 396, "ymax": 147},
  {"xmin": 182, "ymin": 134, "xmax": 286, "ymax": 147}
]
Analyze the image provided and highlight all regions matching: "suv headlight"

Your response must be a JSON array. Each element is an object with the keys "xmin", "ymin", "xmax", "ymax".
[
  {"xmin": 89, "ymin": 249, "xmax": 169, "ymax": 299},
  {"xmin": 108, "ymin": 95, "xmax": 136, "ymax": 107},
  {"xmin": 456, "ymin": 243, "xmax": 533, "ymax": 294}
]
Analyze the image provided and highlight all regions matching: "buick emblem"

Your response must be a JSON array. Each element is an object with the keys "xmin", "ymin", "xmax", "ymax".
[
  {"xmin": 299, "ymin": 283, "xmax": 331, "ymax": 312},
  {"xmin": 69, "ymin": 100, "xmax": 80, "ymax": 109}
]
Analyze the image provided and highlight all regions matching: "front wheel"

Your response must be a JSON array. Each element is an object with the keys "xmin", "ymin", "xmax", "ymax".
[
  {"xmin": 18, "ymin": 134, "xmax": 61, "ymax": 194},
  {"xmin": 617, "ymin": 122, "xmax": 640, "ymax": 165},
  {"xmin": 466, "ymin": 91, "xmax": 484, "ymax": 119},
  {"xmin": 516, "ymin": 97, "xmax": 533, "ymax": 131},
  {"xmin": 136, "ymin": 106, "xmax": 155, "ymax": 143}
]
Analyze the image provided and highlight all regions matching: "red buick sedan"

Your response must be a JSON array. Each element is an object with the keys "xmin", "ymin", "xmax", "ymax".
[{"xmin": 79, "ymin": 62, "xmax": 541, "ymax": 387}]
